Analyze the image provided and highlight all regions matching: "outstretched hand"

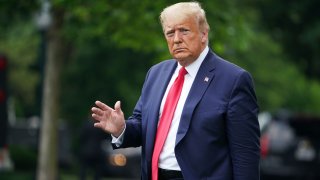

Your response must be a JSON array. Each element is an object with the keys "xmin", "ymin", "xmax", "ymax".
[{"xmin": 91, "ymin": 100, "xmax": 125, "ymax": 137}]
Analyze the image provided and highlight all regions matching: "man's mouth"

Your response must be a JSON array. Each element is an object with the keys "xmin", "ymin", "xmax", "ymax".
[{"xmin": 174, "ymin": 48, "xmax": 186, "ymax": 53}]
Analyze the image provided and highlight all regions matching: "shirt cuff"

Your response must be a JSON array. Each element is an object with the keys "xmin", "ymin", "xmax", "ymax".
[{"xmin": 111, "ymin": 125, "xmax": 126, "ymax": 147}]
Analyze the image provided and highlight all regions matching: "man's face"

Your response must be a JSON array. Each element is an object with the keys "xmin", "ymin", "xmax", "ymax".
[{"xmin": 163, "ymin": 15, "xmax": 208, "ymax": 66}]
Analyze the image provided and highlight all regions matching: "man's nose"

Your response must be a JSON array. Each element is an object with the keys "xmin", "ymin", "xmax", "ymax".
[{"xmin": 173, "ymin": 31, "xmax": 182, "ymax": 43}]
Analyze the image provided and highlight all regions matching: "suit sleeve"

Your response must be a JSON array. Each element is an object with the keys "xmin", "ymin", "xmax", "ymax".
[
  {"xmin": 112, "ymin": 67, "xmax": 152, "ymax": 148},
  {"xmin": 227, "ymin": 70, "xmax": 260, "ymax": 180}
]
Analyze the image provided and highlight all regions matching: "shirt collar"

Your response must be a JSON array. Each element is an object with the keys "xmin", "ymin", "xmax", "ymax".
[{"xmin": 178, "ymin": 46, "xmax": 209, "ymax": 78}]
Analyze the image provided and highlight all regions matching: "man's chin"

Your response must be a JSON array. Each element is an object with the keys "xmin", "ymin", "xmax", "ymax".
[
  {"xmin": 174, "ymin": 57, "xmax": 192, "ymax": 66},
  {"xmin": 173, "ymin": 52, "xmax": 188, "ymax": 60}
]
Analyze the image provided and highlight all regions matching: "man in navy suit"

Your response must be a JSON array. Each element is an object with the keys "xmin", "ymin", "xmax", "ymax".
[{"xmin": 91, "ymin": 2, "xmax": 260, "ymax": 180}]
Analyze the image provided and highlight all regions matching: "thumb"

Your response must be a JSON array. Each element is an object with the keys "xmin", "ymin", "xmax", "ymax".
[{"xmin": 114, "ymin": 101, "xmax": 121, "ymax": 112}]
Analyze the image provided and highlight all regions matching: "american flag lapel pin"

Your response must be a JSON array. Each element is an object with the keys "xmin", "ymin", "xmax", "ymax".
[{"xmin": 204, "ymin": 77, "xmax": 209, "ymax": 82}]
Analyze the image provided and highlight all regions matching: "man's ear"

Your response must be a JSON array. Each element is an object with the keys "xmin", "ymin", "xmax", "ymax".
[{"xmin": 201, "ymin": 31, "xmax": 208, "ymax": 43}]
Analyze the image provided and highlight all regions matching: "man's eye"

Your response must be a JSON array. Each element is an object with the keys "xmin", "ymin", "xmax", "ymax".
[
  {"xmin": 181, "ymin": 29, "xmax": 189, "ymax": 34},
  {"xmin": 166, "ymin": 32, "xmax": 174, "ymax": 37}
]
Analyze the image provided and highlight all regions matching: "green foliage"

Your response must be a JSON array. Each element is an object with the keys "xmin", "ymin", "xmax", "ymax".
[
  {"xmin": 9, "ymin": 145, "xmax": 37, "ymax": 170},
  {"xmin": 59, "ymin": 0, "xmax": 170, "ymax": 122},
  {"xmin": 203, "ymin": 1, "xmax": 320, "ymax": 114},
  {"xmin": 1, "ymin": 0, "xmax": 320, "ymax": 122},
  {"xmin": 0, "ymin": 0, "xmax": 38, "ymax": 28},
  {"xmin": 60, "ymin": 38, "xmax": 154, "ymax": 123},
  {"xmin": 256, "ymin": 0, "xmax": 320, "ymax": 80},
  {"xmin": 0, "ymin": 171, "xmax": 34, "ymax": 180},
  {"xmin": 0, "ymin": 20, "xmax": 40, "ymax": 117},
  {"xmin": 61, "ymin": 0, "xmax": 167, "ymax": 54}
]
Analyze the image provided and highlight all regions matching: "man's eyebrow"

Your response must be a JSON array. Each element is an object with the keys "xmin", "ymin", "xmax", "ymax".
[{"xmin": 165, "ymin": 29, "xmax": 174, "ymax": 33}]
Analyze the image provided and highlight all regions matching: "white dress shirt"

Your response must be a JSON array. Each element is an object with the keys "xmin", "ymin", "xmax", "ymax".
[
  {"xmin": 158, "ymin": 46, "xmax": 208, "ymax": 170},
  {"xmin": 112, "ymin": 46, "xmax": 209, "ymax": 170}
]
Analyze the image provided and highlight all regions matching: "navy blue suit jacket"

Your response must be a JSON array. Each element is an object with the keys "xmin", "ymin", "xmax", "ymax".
[{"xmin": 116, "ymin": 50, "xmax": 260, "ymax": 180}]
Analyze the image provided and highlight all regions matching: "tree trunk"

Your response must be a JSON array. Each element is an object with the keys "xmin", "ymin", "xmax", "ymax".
[{"xmin": 37, "ymin": 8, "xmax": 65, "ymax": 180}]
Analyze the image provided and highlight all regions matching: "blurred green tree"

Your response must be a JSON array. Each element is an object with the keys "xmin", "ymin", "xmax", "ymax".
[{"xmin": 256, "ymin": 0, "xmax": 320, "ymax": 80}]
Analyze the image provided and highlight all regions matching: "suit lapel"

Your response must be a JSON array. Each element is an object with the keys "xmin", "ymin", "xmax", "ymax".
[
  {"xmin": 146, "ymin": 61, "xmax": 177, "ymax": 161},
  {"xmin": 176, "ymin": 51, "xmax": 216, "ymax": 146}
]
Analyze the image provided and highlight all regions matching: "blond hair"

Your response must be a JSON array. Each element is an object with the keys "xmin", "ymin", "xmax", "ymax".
[{"xmin": 160, "ymin": 2, "xmax": 210, "ymax": 32}]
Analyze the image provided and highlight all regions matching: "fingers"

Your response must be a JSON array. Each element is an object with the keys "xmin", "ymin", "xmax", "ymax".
[
  {"xmin": 95, "ymin": 100, "xmax": 113, "ymax": 111},
  {"xmin": 91, "ymin": 112, "xmax": 103, "ymax": 122},
  {"xmin": 91, "ymin": 100, "xmax": 113, "ymax": 119},
  {"xmin": 114, "ymin": 101, "xmax": 121, "ymax": 112},
  {"xmin": 91, "ymin": 107, "xmax": 103, "ymax": 116},
  {"xmin": 91, "ymin": 100, "xmax": 119, "ymax": 121},
  {"xmin": 93, "ymin": 122, "xmax": 103, "ymax": 129},
  {"xmin": 91, "ymin": 100, "xmax": 122, "ymax": 122},
  {"xmin": 91, "ymin": 106, "xmax": 108, "ymax": 122},
  {"xmin": 91, "ymin": 100, "xmax": 125, "ymax": 135}
]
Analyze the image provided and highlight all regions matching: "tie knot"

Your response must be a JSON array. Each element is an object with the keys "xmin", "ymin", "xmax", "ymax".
[{"xmin": 179, "ymin": 67, "xmax": 188, "ymax": 77}]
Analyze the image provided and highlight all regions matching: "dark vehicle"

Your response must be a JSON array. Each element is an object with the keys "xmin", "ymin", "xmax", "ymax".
[
  {"xmin": 259, "ymin": 112, "xmax": 320, "ymax": 180},
  {"xmin": 8, "ymin": 118, "xmax": 73, "ymax": 170},
  {"xmin": 79, "ymin": 120, "xmax": 141, "ymax": 179},
  {"xmin": 102, "ymin": 144, "xmax": 141, "ymax": 179},
  {"xmin": 8, "ymin": 118, "xmax": 141, "ymax": 179}
]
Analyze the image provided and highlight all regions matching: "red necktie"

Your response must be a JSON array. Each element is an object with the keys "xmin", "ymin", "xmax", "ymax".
[{"xmin": 152, "ymin": 67, "xmax": 188, "ymax": 180}]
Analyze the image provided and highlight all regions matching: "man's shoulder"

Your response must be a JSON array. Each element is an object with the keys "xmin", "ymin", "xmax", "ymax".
[
  {"xmin": 149, "ymin": 59, "xmax": 176, "ymax": 72},
  {"xmin": 211, "ymin": 52, "xmax": 248, "ymax": 74},
  {"xmin": 153, "ymin": 59, "xmax": 176, "ymax": 67}
]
